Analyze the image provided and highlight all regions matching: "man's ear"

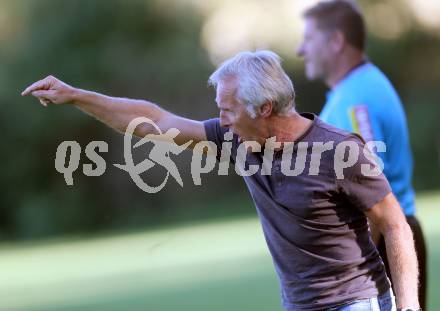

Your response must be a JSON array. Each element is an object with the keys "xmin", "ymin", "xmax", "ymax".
[
  {"xmin": 258, "ymin": 101, "xmax": 273, "ymax": 117},
  {"xmin": 331, "ymin": 30, "xmax": 345, "ymax": 54}
]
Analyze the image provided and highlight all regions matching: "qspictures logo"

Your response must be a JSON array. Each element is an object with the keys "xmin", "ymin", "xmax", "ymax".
[{"xmin": 54, "ymin": 117, "xmax": 386, "ymax": 193}]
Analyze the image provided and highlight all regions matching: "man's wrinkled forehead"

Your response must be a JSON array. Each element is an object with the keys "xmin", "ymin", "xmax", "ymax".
[{"xmin": 215, "ymin": 76, "xmax": 238, "ymax": 104}]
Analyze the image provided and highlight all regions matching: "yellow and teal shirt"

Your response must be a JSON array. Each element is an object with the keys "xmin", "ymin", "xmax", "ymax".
[{"xmin": 320, "ymin": 62, "xmax": 415, "ymax": 215}]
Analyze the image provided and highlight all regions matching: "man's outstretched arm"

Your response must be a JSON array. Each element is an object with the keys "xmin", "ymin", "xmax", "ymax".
[
  {"xmin": 365, "ymin": 192, "xmax": 419, "ymax": 310},
  {"xmin": 21, "ymin": 75, "xmax": 207, "ymax": 145}
]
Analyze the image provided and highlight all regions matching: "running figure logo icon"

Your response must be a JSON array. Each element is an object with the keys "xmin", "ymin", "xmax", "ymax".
[{"xmin": 114, "ymin": 117, "xmax": 193, "ymax": 193}]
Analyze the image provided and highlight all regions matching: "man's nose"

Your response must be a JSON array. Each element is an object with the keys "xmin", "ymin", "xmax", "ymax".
[{"xmin": 219, "ymin": 114, "xmax": 230, "ymax": 128}]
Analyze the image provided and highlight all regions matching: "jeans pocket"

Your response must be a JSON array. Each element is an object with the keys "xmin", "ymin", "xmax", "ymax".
[
  {"xmin": 331, "ymin": 299, "xmax": 371, "ymax": 311},
  {"xmin": 377, "ymin": 290, "xmax": 396, "ymax": 311}
]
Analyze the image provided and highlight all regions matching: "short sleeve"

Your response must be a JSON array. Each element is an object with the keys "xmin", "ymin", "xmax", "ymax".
[
  {"xmin": 337, "ymin": 136, "xmax": 392, "ymax": 211},
  {"xmin": 203, "ymin": 118, "xmax": 239, "ymax": 162},
  {"xmin": 203, "ymin": 118, "xmax": 227, "ymax": 147}
]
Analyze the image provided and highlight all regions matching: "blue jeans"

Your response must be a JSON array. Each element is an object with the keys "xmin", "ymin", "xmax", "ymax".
[{"xmin": 326, "ymin": 289, "xmax": 396, "ymax": 311}]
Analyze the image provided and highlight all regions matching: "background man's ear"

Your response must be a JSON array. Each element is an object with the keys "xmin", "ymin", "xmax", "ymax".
[
  {"xmin": 331, "ymin": 30, "xmax": 345, "ymax": 54},
  {"xmin": 258, "ymin": 101, "xmax": 273, "ymax": 117}
]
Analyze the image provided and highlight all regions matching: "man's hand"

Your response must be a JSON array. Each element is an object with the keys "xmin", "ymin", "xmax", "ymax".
[
  {"xmin": 21, "ymin": 75, "xmax": 76, "ymax": 106},
  {"xmin": 365, "ymin": 193, "xmax": 419, "ymax": 309}
]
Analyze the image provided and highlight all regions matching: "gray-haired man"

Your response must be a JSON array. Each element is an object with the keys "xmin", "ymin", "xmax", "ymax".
[{"xmin": 22, "ymin": 50, "xmax": 419, "ymax": 311}]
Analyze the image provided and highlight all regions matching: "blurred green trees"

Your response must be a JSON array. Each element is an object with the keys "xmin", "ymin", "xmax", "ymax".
[{"xmin": 1, "ymin": 0, "xmax": 439, "ymax": 240}]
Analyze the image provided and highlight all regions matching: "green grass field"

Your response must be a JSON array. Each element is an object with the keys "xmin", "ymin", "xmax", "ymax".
[{"xmin": 0, "ymin": 192, "xmax": 438, "ymax": 311}]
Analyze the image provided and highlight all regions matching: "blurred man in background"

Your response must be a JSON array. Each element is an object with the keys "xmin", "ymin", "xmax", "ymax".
[{"xmin": 297, "ymin": 1, "xmax": 426, "ymax": 309}]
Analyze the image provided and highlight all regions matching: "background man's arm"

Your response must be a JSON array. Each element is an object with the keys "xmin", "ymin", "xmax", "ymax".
[
  {"xmin": 365, "ymin": 192, "xmax": 419, "ymax": 309},
  {"xmin": 21, "ymin": 75, "xmax": 207, "ymax": 146}
]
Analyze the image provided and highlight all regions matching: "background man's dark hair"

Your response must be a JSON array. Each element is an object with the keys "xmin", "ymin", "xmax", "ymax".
[{"xmin": 304, "ymin": 0, "xmax": 366, "ymax": 51}]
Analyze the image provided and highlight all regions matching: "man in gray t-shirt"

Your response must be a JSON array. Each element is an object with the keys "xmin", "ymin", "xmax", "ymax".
[
  {"xmin": 22, "ymin": 50, "xmax": 420, "ymax": 310},
  {"xmin": 204, "ymin": 113, "xmax": 391, "ymax": 310}
]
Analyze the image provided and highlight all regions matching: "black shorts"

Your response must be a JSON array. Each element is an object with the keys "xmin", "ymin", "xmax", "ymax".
[{"xmin": 377, "ymin": 215, "xmax": 427, "ymax": 310}]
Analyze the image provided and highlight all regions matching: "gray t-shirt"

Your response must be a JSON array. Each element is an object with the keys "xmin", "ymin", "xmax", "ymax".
[{"xmin": 203, "ymin": 113, "xmax": 391, "ymax": 311}]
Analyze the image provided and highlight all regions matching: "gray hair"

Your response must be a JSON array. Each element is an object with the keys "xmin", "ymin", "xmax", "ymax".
[{"xmin": 208, "ymin": 50, "xmax": 296, "ymax": 117}]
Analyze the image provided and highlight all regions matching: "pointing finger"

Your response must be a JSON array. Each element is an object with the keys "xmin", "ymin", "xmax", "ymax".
[
  {"xmin": 22, "ymin": 81, "xmax": 41, "ymax": 96},
  {"xmin": 21, "ymin": 80, "xmax": 44, "ymax": 96},
  {"xmin": 21, "ymin": 78, "xmax": 51, "ymax": 96},
  {"xmin": 31, "ymin": 90, "xmax": 52, "ymax": 98}
]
